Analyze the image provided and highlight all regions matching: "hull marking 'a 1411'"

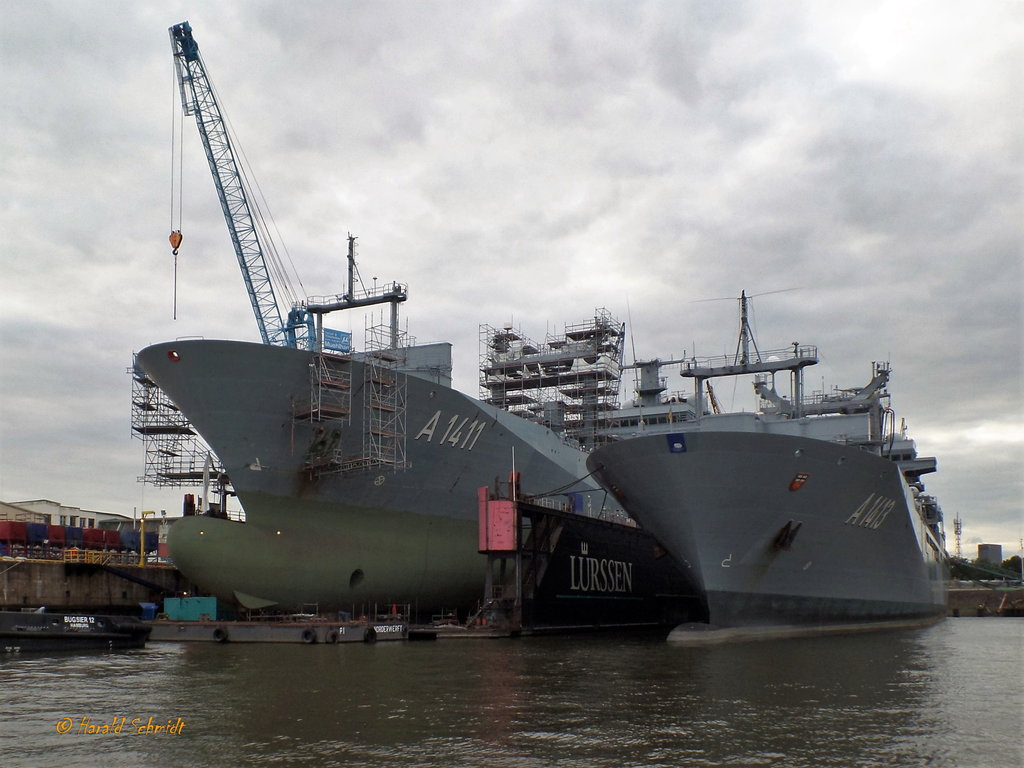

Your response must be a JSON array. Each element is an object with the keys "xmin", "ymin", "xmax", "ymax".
[{"xmin": 415, "ymin": 410, "xmax": 488, "ymax": 450}]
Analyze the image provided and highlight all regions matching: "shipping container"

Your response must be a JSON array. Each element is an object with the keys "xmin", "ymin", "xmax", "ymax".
[
  {"xmin": 47, "ymin": 525, "xmax": 66, "ymax": 545},
  {"xmin": 163, "ymin": 596, "xmax": 218, "ymax": 621},
  {"xmin": 0, "ymin": 521, "xmax": 28, "ymax": 543},
  {"xmin": 65, "ymin": 526, "xmax": 84, "ymax": 547},
  {"xmin": 83, "ymin": 528, "xmax": 105, "ymax": 547},
  {"xmin": 121, "ymin": 530, "xmax": 141, "ymax": 552},
  {"xmin": 26, "ymin": 522, "xmax": 49, "ymax": 545}
]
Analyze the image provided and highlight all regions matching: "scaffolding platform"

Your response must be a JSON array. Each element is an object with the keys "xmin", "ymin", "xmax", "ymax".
[
  {"xmin": 299, "ymin": 319, "xmax": 408, "ymax": 476},
  {"xmin": 129, "ymin": 357, "xmax": 224, "ymax": 489},
  {"xmin": 480, "ymin": 309, "xmax": 625, "ymax": 447}
]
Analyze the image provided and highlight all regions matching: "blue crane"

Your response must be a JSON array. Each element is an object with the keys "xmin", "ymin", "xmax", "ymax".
[{"xmin": 170, "ymin": 21, "xmax": 312, "ymax": 348}]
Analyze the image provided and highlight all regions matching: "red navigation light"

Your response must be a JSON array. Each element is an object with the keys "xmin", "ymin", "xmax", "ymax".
[{"xmin": 168, "ymin": 350, "xmax": 181, "ymax": 362}]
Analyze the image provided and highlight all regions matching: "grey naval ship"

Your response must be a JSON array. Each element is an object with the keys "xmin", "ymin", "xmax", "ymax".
[
  {"xmin": 143, "ymin": 22, "xmax": 659, "ymax": 619},
  {"xmin": 587, "ymin": 292, "xmax": 948, "ymax": 640},
  {"xmin": 141, "ymin": 22, "xmax": 711, "ymax": 623},
  {"xmin": 135, "ymin": 325, "xmax": 628, "ymax": 615}
]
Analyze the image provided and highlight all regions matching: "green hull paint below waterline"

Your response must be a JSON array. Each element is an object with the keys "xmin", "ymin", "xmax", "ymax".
[{"xmin": 168, "ymin": 499, "xmax": 484, "ymax": 612}]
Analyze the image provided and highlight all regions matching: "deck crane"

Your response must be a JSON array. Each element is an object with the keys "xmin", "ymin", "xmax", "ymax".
[
  {"xmin": 170, "ymin": 21, "xmax": 408, "ymax": 351},
  {"xmin": 170, "ymin": 21, "xmax": 311, "ymax": 348}
]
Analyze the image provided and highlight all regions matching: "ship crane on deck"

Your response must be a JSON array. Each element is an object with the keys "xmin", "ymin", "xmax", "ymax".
[
  {"xmin": 135, "ymin": 22, "xmax": 411, "ymax": 497},
  {"xmin": 170, "ymin": 21, "xmax": 311, "ymax": 348},
  {"xmin": 169, "ymin": 21, "xmax": 406, "ymax": 350}
]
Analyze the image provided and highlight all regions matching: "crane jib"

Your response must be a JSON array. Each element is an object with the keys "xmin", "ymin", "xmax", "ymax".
[
  {"xmin": 168, "ymin": 22, "xmax": 406, "ymax": 352},
  {"xmin": 169, "ymin": 20, "xmax": 310, "ymax": 349}
]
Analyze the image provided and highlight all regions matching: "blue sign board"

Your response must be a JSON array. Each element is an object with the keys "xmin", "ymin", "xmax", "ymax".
[{"xmin": 323, "ymin": 328, "xmax": 352, "ymax": 354}]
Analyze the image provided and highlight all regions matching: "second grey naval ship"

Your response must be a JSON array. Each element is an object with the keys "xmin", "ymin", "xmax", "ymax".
[{"xmin": 587, "ymin": 293, "xmax": 948, "ymax": 640}]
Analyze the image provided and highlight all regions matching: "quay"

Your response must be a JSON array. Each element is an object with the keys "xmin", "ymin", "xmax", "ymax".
[
  {"xmin": 947, "ymin": 585, "xmax": 1024, "ymax": 617},
  {"xmin": 0, "ymin": 556, "xmax": 188, "ymax": 615}
]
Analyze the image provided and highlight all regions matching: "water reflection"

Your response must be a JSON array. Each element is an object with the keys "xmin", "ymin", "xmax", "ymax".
[{"xmin": 2, "ymin": 620, "xmax": 1020, "ymax": 768}]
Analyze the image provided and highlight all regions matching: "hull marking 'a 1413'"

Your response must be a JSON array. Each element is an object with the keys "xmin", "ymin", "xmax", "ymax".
[{"xmin": 844, "ymin": 493, "xmax": 898, "ymax": 530}]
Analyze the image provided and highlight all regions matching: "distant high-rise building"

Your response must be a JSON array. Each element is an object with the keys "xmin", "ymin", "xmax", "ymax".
[{"xmin": 978, "ymin": 544, "xmax": 1003, "ymax": 563}]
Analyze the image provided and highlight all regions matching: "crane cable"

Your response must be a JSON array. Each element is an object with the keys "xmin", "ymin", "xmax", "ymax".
[
  {"xmin": 220, "ymin": 97, "xmax": 307, "ymax": 305},
  {"xmin": 169, "ymin": 69, "xmax": 184, "ymax": 320},
  {"xmin": 168, "ymin": 42, "xmax": 310, "ymax": 332}
]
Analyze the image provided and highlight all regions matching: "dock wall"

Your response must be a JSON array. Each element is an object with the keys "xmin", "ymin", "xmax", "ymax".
[
  {"xmin": 947, "ymin": 587, "xmax": 1024, "ymax": 617},
  {"xmin": 0, "ymin": 559, "xmax": 190, "ymax": 614}
]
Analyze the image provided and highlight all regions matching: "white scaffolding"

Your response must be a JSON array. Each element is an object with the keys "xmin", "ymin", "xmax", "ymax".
[
  {"xmin": 359, "ymin": 319, "xmax": 408, "ymax": 471},
  {"xmin": 294, "ymin": 353, "xmax": 352, "ymax": 473},
  {"xmin": 480, "ymin": 308, "xmax": 625, "ymax": 447},
  {"xmin": 130, "ymin": 359, "xmax": 224, "ymax": 486}
]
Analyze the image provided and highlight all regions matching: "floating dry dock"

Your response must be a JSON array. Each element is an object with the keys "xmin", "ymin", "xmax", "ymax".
[
  {"xmin": 474, "ymin": 485, "xmax": 704, "ymax": 632},
  {"xmin": 147, "ymin": 486, "xmax": 704, "ymax": 643},
  {"xmin": 147, "ymin": 618, "xmax": 412, "ymax": 644}
]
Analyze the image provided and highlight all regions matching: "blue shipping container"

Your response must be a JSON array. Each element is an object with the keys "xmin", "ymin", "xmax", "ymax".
[
  {"xmin": 65, "ymin": 526, "xmax": 84, "ymax": 547},
  {"xmin": 26, "ymin": 523, "xmax": 49, "ymax": 545}
]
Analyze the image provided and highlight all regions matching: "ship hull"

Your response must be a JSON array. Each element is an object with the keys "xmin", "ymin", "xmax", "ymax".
[
  {"xmin": 587, "ymin": 431, "xmax": 947, "ymax": 637},
  {"xmin": 138, "ymin": 339, "xmax": 608, "ymax": 615},
  {"xmin": 1, "ymin": 612, "xmax": 150, "ymax": 653}
]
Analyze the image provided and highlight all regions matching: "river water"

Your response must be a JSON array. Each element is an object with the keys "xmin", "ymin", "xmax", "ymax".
[{"xmin": 2, "ymin": 617, "xmax": 1020, "ymax": 768}]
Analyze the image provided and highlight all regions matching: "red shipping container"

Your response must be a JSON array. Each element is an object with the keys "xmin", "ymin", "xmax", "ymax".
[
  {"xmin": 47, "ymin": 525, "xmax": 66, "ymax": 545},
  {"xmin": 103, "ymin": 529, "xmax": 122, "ymax": 548},
  {"xmin": 0, "ymin": 521, "xmax": 28, "ymax": 543},
  {"xmin": 83, "ymin": 528, "xmax": 105, "ymax": 547}
]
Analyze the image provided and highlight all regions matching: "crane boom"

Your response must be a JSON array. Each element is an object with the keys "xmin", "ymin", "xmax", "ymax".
[{"xmin": 170, "ymin": 21, "xmax": 309, "ymax": 347}]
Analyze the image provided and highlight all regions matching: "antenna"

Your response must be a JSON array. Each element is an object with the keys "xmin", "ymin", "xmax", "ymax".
[
  {"xmin": 689, "ymin": 287, "xmax": 802, "ymax": 304},
  {"xmin": 735, "ymin": 290, "xmax": 761, "ymax": 365},
  {"xmin": 625, "ymin": 297, "xmax": 640, "ymax": 396}
]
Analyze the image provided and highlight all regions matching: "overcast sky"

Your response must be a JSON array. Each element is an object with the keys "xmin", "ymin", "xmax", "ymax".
[{"xmin": 1, "ymin": 1, "xmax": 1021, "ymax": 556}]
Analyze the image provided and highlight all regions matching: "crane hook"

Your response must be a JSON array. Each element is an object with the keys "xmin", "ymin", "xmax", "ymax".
[{"xmin": 169, "ymin": 230, "xmax": 183, "ymax": 256}]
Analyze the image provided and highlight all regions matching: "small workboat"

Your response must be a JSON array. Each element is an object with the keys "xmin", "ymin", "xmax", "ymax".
[{"xmin": 0, "ymin": 610, "xmax": 151, "ymax": 653}]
